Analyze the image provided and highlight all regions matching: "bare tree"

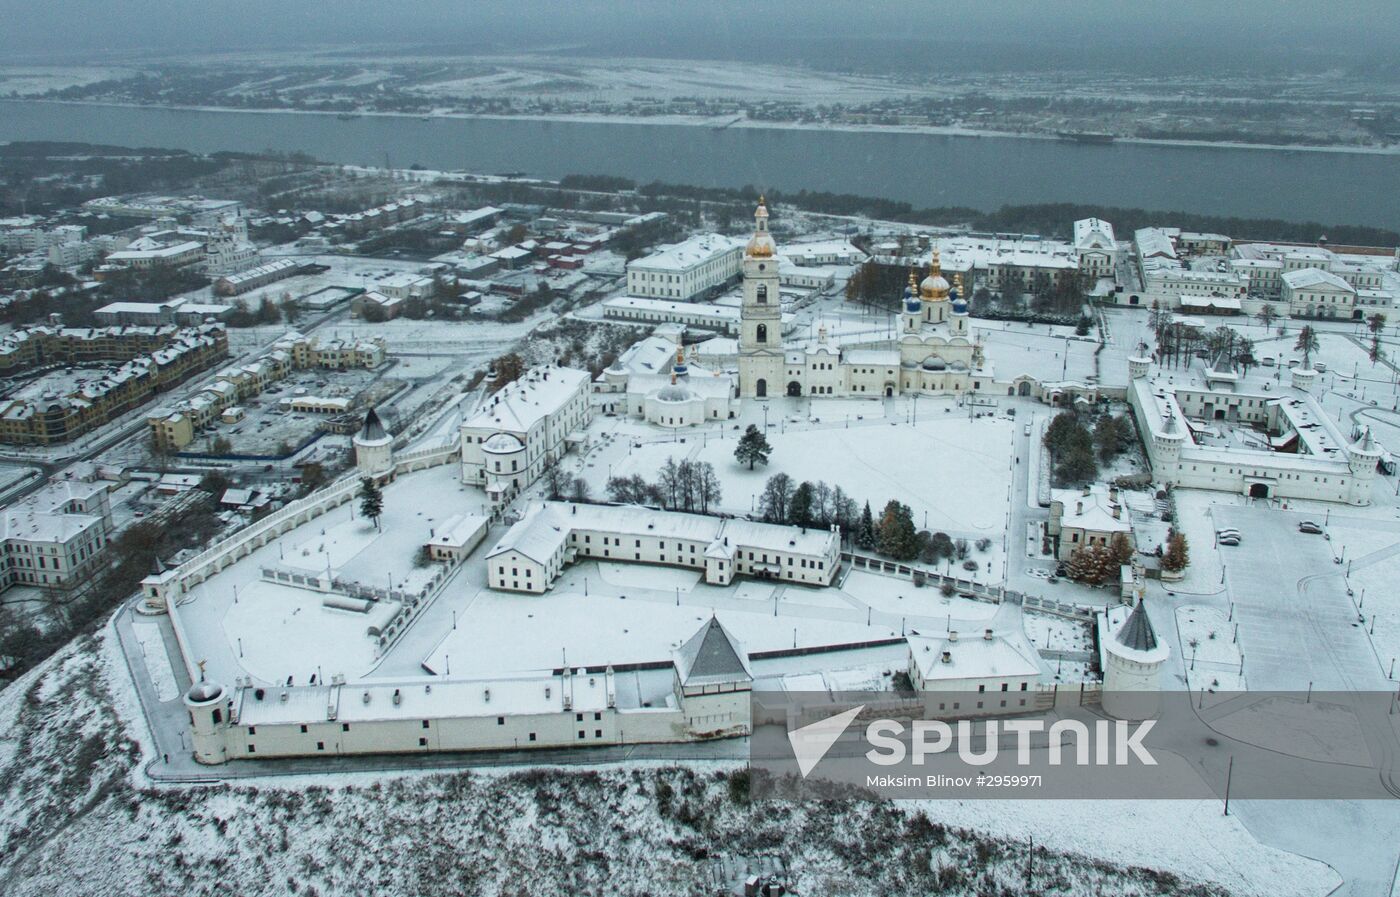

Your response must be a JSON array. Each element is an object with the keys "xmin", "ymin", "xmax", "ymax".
[
  {"xmin": 759, "ymin": 473, "xmax": 796, "ymax": 523},
  {"xmin": 698, "ymin": 463, "xmax": 722, "ymax": 514}
]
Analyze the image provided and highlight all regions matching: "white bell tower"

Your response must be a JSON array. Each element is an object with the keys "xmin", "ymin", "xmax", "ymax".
[{"xmin": 738, "ymin": 197, "xmax": 784, "ymax": 399}]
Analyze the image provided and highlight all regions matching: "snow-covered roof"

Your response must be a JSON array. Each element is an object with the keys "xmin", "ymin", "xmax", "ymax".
[
  {"xmin": 216, "ymin": 258, "xmax": 297, "ymax": 286},
  {"xmin": 107, "ymin": 240, "xmax": 203, "ymax": 261},
  {"xmin": 464, "ymin": 366, "xmax": 589, "ymax": 435},
  {"xmin": 486, "ymin": 502, "xmax": 839, "ymax": 568},
  {"xmin": 627, "ymin": 233, "xmax": 742, "ymax": 274},
  {"xmin": 908, "ymin": 629, "xmax": 1042, "ymax": 683},
  {"xmin": 934, "ymin": 237, "xmax": 1078, "ymax": 271},
  {"xmin": 1073, "ymin": 217, "xmax": 1115, "ymax": 250},
  {"xmin": 486, "ymin": 503, "xmax": 570, "ymax": 564},
  {"xmin": 605, "ymin": 295, "xmax": 741, "ymax": 323},
  {"xmin": 236, "ymin": 670, "xmax": 615, "ymax": 726},
  {"xmin": 1282, "ymin": 267, "xmax": 1354, "ymax": 293},
  {"xmin": 843, "ymin": 349, "xmax": 900, "ymax": 366},
  {"xmin": 1052, "ymin": 485, "xmax": 1132, "ymax": 535},
  {"xmin": 1134, "ymin": 228, "xmax": 1178, "ymax": 260}
]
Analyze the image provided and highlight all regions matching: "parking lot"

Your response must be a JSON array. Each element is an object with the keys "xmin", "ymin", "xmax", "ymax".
[{"xmin": 1212, "ymin": 504, "xmax": 1389, "ymax": 691}]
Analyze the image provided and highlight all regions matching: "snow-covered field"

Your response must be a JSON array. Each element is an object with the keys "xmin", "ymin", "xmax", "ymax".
[
  {"xmin": 220, "ymin": 579, "xmax": 382, "ymax": 682},
  {"xmin": 1177, "ymin": 605, "xmax": 1248, "ymax": 695},
  {"xmin": 423, "ymin": 577, "xmax": 904, "ymax": 677},
  {"xmin": 0, "ymin": 65, "xmax": 135, "ymax": 95},
  {"xmin": 611, "ymin": 415, "xmax": 1015, "ymax": 537},
  {"xmin": 840, "ymin": 570, "xmax": 998, "ymax": 621},
  {"xmin": 1021, "ymin": 610, "xmax": 1093, "ymax": 654},
  {"xmin": 1326, "ymin": 516, "xmax": 1400, "ymax": 660},
  {"xmin": 403, "ymin": 56, "xmax": 909, "ymax": 105}
]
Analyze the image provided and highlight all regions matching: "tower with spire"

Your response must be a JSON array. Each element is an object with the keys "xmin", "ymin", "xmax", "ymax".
[
  {"xmin": 738, "ymin": 197, "xmax": 784, "ymax": 398},
  {"xmin": 1102, "ymin": 599, "xmax": 1169, "ymax": 720},
  {"xmin": 354, "ymin": 407, "xmax": 394, "ymax": 478}
]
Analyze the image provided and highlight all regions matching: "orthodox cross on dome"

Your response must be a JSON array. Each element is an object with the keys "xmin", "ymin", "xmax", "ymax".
[{"xmin": 746, "ymin": 196, "xmax": 776, "ymax": 258}]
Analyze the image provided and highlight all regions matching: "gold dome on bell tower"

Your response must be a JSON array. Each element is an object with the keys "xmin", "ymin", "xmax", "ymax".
[
  {"xmin": 919, "ymin": 249, "xmax": 951, "ymax": 300},
  {"xmin": 745, "ymin": 195, "xmax": 776, "ymax": 259}
]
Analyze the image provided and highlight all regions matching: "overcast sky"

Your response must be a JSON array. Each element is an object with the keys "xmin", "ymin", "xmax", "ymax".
[{"xmin": 3, "ymin": 1, "xmax": 1397, "ymax": 75}]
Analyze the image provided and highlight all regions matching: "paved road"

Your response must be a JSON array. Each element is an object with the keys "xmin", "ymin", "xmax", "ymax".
[{"xmin": 1213, "ymin": 505, "xmax": 1389, "ymax": 692}]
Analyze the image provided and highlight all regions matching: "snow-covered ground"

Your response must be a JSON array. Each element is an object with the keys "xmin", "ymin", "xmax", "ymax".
[
  {"xmin": 917, "ymin": 798, "xmax": 1340, "ymax": 897},
  {"xmin": 1021, "ymin": 610, "xmax": 1093, "ymax": 654},
  {"xmin": 1326, "ymin": 516, "xmax": 1400, "ymax": 665},
  {"xmin": 840, "ymin": 570, "xmax": 998, "ymax": 621},
  {"xmin": 608, "ymin": 414, "xmax": 1015, "ymax": 538},
  {"xmin": 1177, "ymin": 605, "xmax": 1247, "ymax": 695},
  {"xmin": 1, "ymin": 623, "xmax": 1346, "ymax": 897},
  {"xmin": 129, "ymin": 621, "xmax": 178, "ymax": 701}
]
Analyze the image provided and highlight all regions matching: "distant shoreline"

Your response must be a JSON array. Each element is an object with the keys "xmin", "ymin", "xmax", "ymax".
[{"xmin": 5, "ymin": 98, "xmax": 1399, "ymax": 158}]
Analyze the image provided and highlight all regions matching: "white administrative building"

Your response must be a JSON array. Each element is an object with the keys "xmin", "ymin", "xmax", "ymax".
[
  {"xmin": 1127, "ymin": 351, "xmax": 1380, "ymax": 504},
  {"xmin": 625, "ymin": 234, "xmax": 743, "ymax": 301},
  {"xmin": 486, "ymin": 501, "xmax": 841, "ymax": 593},
  {"xmin": 459, "ymin": 366, "xmax": 593, "ymax": 505}
]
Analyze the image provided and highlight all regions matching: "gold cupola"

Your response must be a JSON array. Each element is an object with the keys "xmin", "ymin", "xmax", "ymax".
[
  {"xmin": 919, "ymin": 249, "xmax": 951, "ymax": 300},
  {"xmin": 745, "ymin": 195, "xmax": 776, "ymax": 259}
]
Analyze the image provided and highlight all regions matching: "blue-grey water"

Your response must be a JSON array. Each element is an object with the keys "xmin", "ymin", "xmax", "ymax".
[{"xmin": 2, "ymin": 100, "xmax": 1397, "ymax": 230}]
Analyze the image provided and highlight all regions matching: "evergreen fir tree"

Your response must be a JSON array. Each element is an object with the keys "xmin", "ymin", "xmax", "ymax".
[
  {"xmin": 856, "ymin": 501, "xmax": 876, "ymax": 550},
  {"xmin": 876, "ymin": 500, "xmax": 918, "ymax": 561},
  {"xmin": 734, "ymin": 424, "xmax": 772, "ymax": 470},
  {"xmin": 358, "ymin": 477, "xmax": 384, "ymax": 531}
]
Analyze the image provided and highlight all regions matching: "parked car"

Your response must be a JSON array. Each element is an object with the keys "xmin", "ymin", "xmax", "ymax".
[
  {"xmin": 1298, "ymin": 521, "xmax": 1323, "ymax": 534},
  {"xmin": 1216, "ymin": 528, "xmax": 1241, "ymax": 538},
  {"xmin": 1218, "ymin": 535, "xmax": 1241, "ymax": 546}
]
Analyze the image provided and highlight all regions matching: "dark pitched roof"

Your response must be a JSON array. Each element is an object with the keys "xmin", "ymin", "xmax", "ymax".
[
  {"xmin": 675, "ymin": 616, "xmax": 751, "ymax": 686},
  {"xmin": 1116, "ymin": 600, "xmax": 1158, "ymax": 652},
  {"xmin": 1209, "ymin": 350, "xmax": 1237, "ymax": 375},
  {"xmin": 359, "ymin": 407, "xmax": 388, "ymax": 441}
]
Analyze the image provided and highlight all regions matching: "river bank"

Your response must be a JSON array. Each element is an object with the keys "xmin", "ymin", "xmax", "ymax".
[
  {"xmin": 10, "ymin": 98, "xmax": 1399, "ymax": 158},
  {"xmin": 4, "ymin": 99, "xmax": 1398, "ymax": 229}
]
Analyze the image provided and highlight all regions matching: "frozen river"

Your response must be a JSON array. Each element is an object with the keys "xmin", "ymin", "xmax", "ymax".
[{"xmin": 3, "ymin": 100, "xmax": 1400, "ymax": 230}]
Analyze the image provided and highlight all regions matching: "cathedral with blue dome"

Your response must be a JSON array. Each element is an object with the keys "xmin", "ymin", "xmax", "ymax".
[{"xmin": 738, "ymin": 200, "xmax": 990, "ymax": 400}]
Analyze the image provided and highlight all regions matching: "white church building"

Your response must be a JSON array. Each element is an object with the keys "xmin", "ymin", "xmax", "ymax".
[{"xmin": 736, "ymin": 200, "xmax": 1004, "ymax": 401}]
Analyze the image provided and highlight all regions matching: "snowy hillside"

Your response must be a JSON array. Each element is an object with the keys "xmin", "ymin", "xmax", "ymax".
[{"xmin": 0, "ymin": 622, "xmax": 1337, "ymax": 897}]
